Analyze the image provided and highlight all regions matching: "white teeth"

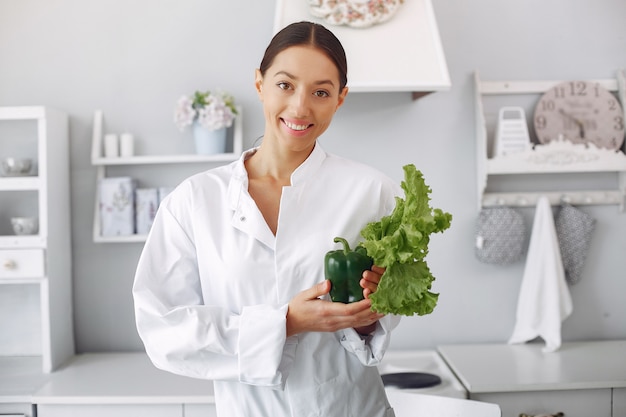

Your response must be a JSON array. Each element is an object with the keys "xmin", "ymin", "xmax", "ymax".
[{"xmin": 285, "ymin": 120, "xmax": 309, "ymax": 131}]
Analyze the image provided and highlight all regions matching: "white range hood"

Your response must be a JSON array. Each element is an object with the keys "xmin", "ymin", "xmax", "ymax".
[{"xmin": 274, "ymin": 0, "xmax": 451, "ymax": 98}]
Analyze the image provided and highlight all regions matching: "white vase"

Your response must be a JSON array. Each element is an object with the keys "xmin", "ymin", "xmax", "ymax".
[{"xmin": 193, "ymin": 123, "xmax": 227, "ymax": 155}]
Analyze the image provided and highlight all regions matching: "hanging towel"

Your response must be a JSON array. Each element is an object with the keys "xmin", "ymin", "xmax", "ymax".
[{"xmin": 508, "ymin": 196, "xmax": 573, "ymax": 353}]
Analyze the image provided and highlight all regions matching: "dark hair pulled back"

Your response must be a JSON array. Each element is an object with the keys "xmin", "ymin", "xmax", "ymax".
[{"xmin": 259, "ymin": 21, "xmax": 348, "ymax": 90}]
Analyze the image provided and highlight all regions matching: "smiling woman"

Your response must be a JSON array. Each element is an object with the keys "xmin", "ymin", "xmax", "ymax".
[{"xmin": 133, "ymin": 21, "xmax": 403, "ymax": 417}]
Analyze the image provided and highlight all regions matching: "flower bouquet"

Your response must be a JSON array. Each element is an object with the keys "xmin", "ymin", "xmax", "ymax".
[
  {"xmin": 174, "ymin": 90, "xmax": 237, "ymax": 155},
  {"xmin": 174, "ymin": 90, "xmax": 237, "ymax": 132}
]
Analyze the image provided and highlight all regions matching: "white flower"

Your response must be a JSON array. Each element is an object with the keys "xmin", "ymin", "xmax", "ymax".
[
  {"xmin": 174, "ymin": 96, "xmax": 195, "ymax": 131},
  {"xmin": 173, "ymin": 90, "xmax": 237, "ymax": 133}
]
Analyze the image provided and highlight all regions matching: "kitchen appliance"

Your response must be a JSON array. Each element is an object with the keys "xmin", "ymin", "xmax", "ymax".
[{"xmin": 379, "ymin": 350, "xmax": 468, "ymax": 399}]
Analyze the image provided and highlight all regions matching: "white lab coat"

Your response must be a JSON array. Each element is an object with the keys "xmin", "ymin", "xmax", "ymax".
[{"xmin": 133, "ymin": 143, "xmax": 401, "ymax": 417}]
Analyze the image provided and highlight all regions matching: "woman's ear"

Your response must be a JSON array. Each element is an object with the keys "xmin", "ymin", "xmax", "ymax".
[
  {"xmin": 336, "ymin": 86, "xmax": 349, "ymax": 110},
  {"xmin": 254, "ymin": 69, "xmax": 264, "ymax": 100}
]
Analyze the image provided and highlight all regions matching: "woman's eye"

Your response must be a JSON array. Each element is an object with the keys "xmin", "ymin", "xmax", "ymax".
[
  {"xmin": 277, "ymin": 82, "xmax": 291, "ymax": 90},
  {"xmin": 314, "ymin": 90, "xmax": 330, "ymax": 98}
]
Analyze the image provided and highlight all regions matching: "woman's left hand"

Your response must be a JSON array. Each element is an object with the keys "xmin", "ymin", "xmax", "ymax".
[
  {"xmin": 360, "ymin": 265, "xmax": 385, "ymax": 300},
  {"xmin": 354, "ymin": 265, "xmax": 385, "ymax": 335}
]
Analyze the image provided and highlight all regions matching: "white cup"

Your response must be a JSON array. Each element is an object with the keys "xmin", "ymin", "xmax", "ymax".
[
  {"xmin": 120, "ymin": 133, "xmax": 134, "ymax": 157},
  {"xmin": 11, "ymin": 217, "xmax": 38, "ymax": 235},
  {"xmin": 104, "ymin": 134, "xmax": 119, "ymax": 158}
]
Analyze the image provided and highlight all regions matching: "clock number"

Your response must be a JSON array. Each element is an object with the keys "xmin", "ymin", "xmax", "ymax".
[
  {"xmin": 614, "ymin": 115, "xmax": 624, "ymax": 131},
  {"xmin": 608, "ymin": 98, "xmax": 619, "ymax": 111},
  {"xmin": 594, "ymin": 84, "xmax": 601, "ymax": 98},
  {"xmin": 540, "ymin": 100, "xmax": 555, "ymax": 112},
  {"xmin": 535, "ymin": 115, "xmax": 547, "ymax": 130},
  {"xmin": 554, "ymin": 86, "xmax": 566, "ymax": 98},
  {"xmin": 568, "ymin": 81, "xmax": 587, "ymax": 96}
]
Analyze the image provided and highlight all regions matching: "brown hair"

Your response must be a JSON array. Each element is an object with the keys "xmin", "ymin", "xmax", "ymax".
[{"xmin": 259, "ymin": 21, "xmax": 348, "ymax": 90}]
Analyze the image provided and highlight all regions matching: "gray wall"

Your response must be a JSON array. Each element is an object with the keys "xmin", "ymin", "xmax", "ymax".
[{"xmin": 1, "ymin": 0, "xmax": 625, "ymax": 353}]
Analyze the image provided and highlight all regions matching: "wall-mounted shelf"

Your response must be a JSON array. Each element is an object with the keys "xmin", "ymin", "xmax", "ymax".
[
  {"xmin": 90, "ymin": 109, "xmax": 243, "ymax": 243},
  {"xmin": 475, "ymin": 70, "xmax": 626, "ymax": 211}
]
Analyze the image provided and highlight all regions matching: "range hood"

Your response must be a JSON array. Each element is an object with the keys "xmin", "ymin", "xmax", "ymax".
[{"xmin": 273, "ymin": 0, "xmax": 451, "ymax": 99}]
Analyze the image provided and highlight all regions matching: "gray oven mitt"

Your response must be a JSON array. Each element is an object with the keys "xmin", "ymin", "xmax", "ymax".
[
  {"xmin": 475, "ymin": 207, "xmax": 526, "ymax": 265},
  {"xmin": 555, "ymin": 203, "xmax": 596, "ymax": 285}
]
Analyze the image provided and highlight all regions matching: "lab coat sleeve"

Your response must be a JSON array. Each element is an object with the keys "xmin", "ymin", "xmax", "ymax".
[
  {"xmin": 337, "ymin": 314, "xmax": 400, "ymax": 366},
  {"xmin": 132, "ymin": 204, "xmax": 291, "ymax": 388}
]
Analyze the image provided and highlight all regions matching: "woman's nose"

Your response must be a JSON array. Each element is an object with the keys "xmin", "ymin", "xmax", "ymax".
[{"xmin": 290, "ymin": 90, "xmax": 310, "ymax": 116}]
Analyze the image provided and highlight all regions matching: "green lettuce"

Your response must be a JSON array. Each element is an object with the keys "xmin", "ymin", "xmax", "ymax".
[{"xmin": 359, "ymin": 164, "xmax": 452, "ymax": 316}]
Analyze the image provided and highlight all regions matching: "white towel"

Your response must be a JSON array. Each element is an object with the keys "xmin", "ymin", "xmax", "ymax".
[{"xmin": 508, "ymin": 196, "xmax": 573, "ymax": 353}]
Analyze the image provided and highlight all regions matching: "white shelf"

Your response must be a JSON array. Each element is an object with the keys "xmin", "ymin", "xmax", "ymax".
[
  {"xmin": 0, "ymin": 106, "xmax": 74, "ymax": 374},
  {"xmin": 0, "ymin": 235, "xmax": 46, "ymax": 249},
  {"xmin": 0, "ymin": 176, "xmax": 40, "ymax": 190},
  {"xmin": 90, "ymin": 108, "xmax": 243, "ymax": 243},
  {"xmin": 475, "ymin": 70, "xmax": 626, "ymax": 211},
  {"xmin": 92, "ymin": 153, "xmax": 238, "ymax": 166}
]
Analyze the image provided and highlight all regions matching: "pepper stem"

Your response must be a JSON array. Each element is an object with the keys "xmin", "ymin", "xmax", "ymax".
[{"xmin": 333, "ymin": 237, "xmax": 352, "ymax": 254}]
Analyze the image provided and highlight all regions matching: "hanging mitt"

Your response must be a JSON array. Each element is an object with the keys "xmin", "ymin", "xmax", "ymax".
[
  {"xmin": 475, "ymin": 207, "xmax": 526, "ymax": 265},
  {"xmin": 555, "ymin": 203, "xmax": 596, "ymax": 285}
]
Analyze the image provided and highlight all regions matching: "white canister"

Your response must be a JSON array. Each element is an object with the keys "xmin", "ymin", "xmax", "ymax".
[
  {"xmin": 104, "ymin": 134, "xmax": 119, "ymax": 158},
  {"xmin": 120, "ymin": 133, "xmax": 134, "ymax": 157}
]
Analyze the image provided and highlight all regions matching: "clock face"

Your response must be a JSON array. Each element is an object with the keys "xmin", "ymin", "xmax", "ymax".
[{"xmin": 533, "ymin": 80, "xmax": 625, "ymax": 150}]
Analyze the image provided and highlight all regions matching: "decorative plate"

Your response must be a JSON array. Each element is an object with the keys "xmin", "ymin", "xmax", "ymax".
[{"xmin": 308, "ymin": 0, "xmax": 404, "ymax": 28}]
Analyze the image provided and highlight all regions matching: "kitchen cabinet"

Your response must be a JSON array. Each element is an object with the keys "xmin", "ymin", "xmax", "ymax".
[
  {"xmin": 0, "ymin": 317, "xmax": 51, "ymax": 417},
  {"xmin": 274, "ymin": 0, "xmax": 450, "ymax": 98},
  {"xmin": 614, "ymin": 388, "xmax": 626, "ymax": 416},
  {"xmin": 438, "ymin": 340, "xmax": 626, "ymax": 417},
  {"xmin": 474, "ymin": 70, "xmax": 626, "ymax": 211},
  {"xmin": 89, "ymin": 109, "xmax": 243, "ymax": 243},
  {"xmin": 0, "ymin": 106, "xmax": 73, "ymax": 374},
  {"xmin": 33, "ymin": 353, "xmax": 215, "ymax": 417}
]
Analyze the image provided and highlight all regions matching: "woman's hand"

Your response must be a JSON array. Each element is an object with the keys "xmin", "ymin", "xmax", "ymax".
[
  {"xmin": 286, "ymin": 265, "xmax": 386, "ymax": 337},
  {"xmin": 286, "ymin": 279, "xmax": 384, "ymax": 337},
  {"xmin": 354, "ymin": 265, "xmax": 385, "ymax": 335},
  {"xmin": 360, "ymin": 265, "xmax": 385, "ymax": 300}
]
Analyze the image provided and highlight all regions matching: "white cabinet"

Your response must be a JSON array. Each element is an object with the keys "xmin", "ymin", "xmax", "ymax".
[
  {"xmin": 33, "ymin": 353, "xmax": 216, "ymax": 417},
  {"xmin": 37, "ymin": 404, "xmax": 183, "ymax": 417},
  {"xmin": 614, "ymin": 388, "xmax": 626, "ymax": 417},
  {"xmin": 0, "ymin": 106, "xmax": 73, "ymax": 373},
  {"xmin": 274, "ymin": 0, "xmax": 450, "ymax": 97},
  {"xmin": 474, "ymin": 70, "xmax": 626, "ymax": 211},
  {"xmin": 472, "ymin": 388, "xmax": 611, "ymax": 417},
  {"xmin": 89, "ymin": 109, "xmax": 243, "ymax": 243},
  {"xmin": 183, "ymin": 404, "xmax": 217, "ymax": 417},
  {"xmin": 438, "ymin": 341, "xmax": 626, "ymax": 417}
]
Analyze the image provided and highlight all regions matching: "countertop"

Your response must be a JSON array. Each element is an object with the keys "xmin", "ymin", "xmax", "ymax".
[
  {"xmin": 0, "ymin": 357, "xmax": 49, "ymax": 403},
  {"xmin": 33, "ymin": 353, "xmax": 214, "ymax": 405},
  {"xmin": 20, "ymin": 350, "xmax": 460, "ymax": 405},
  {"xmin": 437, "ymin": 339, "xmax": 626, "ymax": 393}
]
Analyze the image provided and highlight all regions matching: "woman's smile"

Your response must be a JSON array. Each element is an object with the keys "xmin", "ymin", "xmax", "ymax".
[{"xmin": 282, "ymin": 118, "xmax": 313, "ymax": 135}]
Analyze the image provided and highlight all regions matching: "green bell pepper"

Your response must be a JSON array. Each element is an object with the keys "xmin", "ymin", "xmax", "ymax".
[{"xmin": 324, "ymin": 237, "xmax": 374, "ymax": 303}]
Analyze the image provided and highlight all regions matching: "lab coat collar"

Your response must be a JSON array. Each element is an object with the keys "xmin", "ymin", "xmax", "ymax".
[
  {"xmin": 289, "ymin": 142, "xmax": 326, "ymax": 186},
  {"xmin": 227, "ymin": 142, "xmax": 327, "ymax": 209},
  {"xmin": 226, "ymin": 143, "xmax": 327, "ymax": 248}
]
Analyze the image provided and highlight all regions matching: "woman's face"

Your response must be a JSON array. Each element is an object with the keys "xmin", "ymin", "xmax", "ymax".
[{"xmin": 255, "ymin": 45, "xmax": 348, "ymax": 153}]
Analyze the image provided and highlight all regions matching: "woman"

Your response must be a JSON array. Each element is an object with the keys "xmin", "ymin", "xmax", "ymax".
[{"xmin": 133, "ymin": 21, "xmax": 401, "ymax": 417}]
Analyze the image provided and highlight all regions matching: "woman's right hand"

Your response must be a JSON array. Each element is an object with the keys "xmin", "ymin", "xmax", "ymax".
[{"xmin": 286, "ymin": 280, "xmax": 384, "ymax": 337}]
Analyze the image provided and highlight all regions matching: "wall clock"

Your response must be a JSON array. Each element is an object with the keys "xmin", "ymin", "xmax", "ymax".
[{"xmin": 532, "ymin": 80, "xmax": 625, "ymax": 150}]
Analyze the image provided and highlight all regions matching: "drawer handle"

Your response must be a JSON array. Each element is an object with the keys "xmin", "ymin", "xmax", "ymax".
[{"xmin": 3, "ymin": 259, "xmax": 17, "ymax": 270}]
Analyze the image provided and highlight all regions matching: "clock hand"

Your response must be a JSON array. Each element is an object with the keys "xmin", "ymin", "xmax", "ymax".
[{"xmin": 558, "ymin": 109, "xmax": 585, "ymax": 139}]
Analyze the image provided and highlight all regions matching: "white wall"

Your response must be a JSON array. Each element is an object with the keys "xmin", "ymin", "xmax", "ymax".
[{"xmin": 0, "ymin": 0, "xmax": 625, "ymax": 353}]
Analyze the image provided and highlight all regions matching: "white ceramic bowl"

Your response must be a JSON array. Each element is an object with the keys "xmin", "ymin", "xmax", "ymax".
[
  {"xmin": 11, "ymin": 217, "xmax": 38, "ymax": 235},
  {"xmin": 2, "ymin": 158, "xmax": 33, "ymax": 176}
]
